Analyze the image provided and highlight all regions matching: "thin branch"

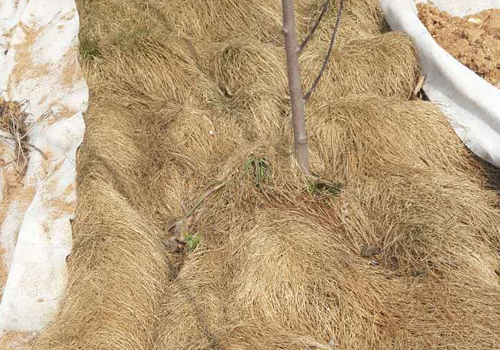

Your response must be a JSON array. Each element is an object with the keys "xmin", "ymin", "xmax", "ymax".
[
  {"xmin": 25, "ymin": 142, "xmax": 48, "ymax": 159},
  {"xmin": 0, "ymin": 134, "xmax": 48, "ymax": 159},
  {"xmin": 24, "ymin": 108, "xmax": 53, "ymax": 137},
  {"xmin": 299, "ymin": 0, "xmax": 329, "ymax": 54},
  {"xmin": 183, "ymin": 181, "xmax": 226, "ymax": 220},
  {"xmin": 164, "ymin": 180, "xmax": 227, "ymax": 243},
  {"xmin": 304, "ymin": 0, "xmax": 344, "ymax": 102}
]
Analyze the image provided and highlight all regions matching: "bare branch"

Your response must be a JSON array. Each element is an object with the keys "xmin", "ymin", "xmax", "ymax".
[
  {"xmin": 299, "ymin": 0, "xmax": 329, "ymax": 54},
  {"xmin": 304, "ymin": 0, "xmax": 344, "ymax": 102}
]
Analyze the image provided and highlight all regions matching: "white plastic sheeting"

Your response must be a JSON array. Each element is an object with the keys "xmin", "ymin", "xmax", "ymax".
[
  {"xmin": 0, "ymin": 0, "xmax": 87, "ymax": 348},
  {"xmin": 380, "ymin": 0, "xmax": 500, "ymax": 167}
]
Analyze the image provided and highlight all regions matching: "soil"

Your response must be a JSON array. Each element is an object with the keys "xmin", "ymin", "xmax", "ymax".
[
  {"xmin": 417, "ymin": 3, "xmax": 500, "ymax": 87},
  {"xmin": 0, "ymin": 331, "xmax": 36, "ymax": 350}
]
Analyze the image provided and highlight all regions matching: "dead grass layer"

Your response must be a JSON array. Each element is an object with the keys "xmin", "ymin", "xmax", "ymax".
[
  {"xmin": 0, "ymin": 97, "xmax": 30, "ymax": 168},
  {"xmin": 32, "ymin": 0, "xmax": 500, "ymax": 350}
]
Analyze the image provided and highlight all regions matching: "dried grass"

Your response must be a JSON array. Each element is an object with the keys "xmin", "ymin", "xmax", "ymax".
[
  {"xmin": 306, "ymin": 96, "xmax": 489, "ymax": 183},
  {"xmin": 299, "ymin": 0, "xmax": 384, "ymax": 46},
  {"xmin": 152, "ymin": 0, "xmax": 382, "ymax": 46},
  {"xmin": 32, "ymin": 177, "xmax": 169, "ymax": 350},
  {"xmin": 201, "ymin": 39, "xmax": 288, "ymax": 141},
  {"xmin": 150, "ymin": 168, "xmax": 500, "ymax": 350},
  {"xmin": 95, "ymin": 38, "xmax": 221, "ymax": 112},
  {"xmin": 29, "ymin": 0, "xmax": 500, "ymax": 349},
  {"xmin": 154, "ymin": 0, "xmax": 291, "ymax": 44},
  {"xmin": 0, "ymin": 96, "xmax": 49, "ymax": 178},
  {"xmin": 0, "ymin": 97, "xmax": 30, "ymax": 167},
  {"xmin": 300, "ymin": 31, "xmax": 420, "ymax": 101}
]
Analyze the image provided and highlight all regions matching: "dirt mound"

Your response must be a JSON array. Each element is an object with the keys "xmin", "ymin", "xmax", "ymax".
[
  {"xmin": 31, "ymin": 0, "xmax": 500, "ymax": 349},
  {"xmin": 418, "ymin": 3, "xmax": 500, "ymax": 87}
]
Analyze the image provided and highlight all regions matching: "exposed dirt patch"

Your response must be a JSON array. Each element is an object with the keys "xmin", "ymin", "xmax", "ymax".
[
  {"xmin": 418, "ymin": 3, "xmax": 500, "ymax": 87},
  {"xmin": 8, "ymin": 22, "xmax": 50, "ymax": 89},
  {"xmin": 0, "ymin": 331, "xmax": 36, "ymax": 350}
]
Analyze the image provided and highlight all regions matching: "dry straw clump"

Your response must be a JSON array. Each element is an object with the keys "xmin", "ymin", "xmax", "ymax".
[
  {"xmin": 306, "ymin": 96, "xmax": 488, "ymax": 183},
  {"xmin": 202, "ymin": 39, "xmax": 289, "ymax": 141},
  {"xmin": 300, "ymin": 31, "xmax": 420, "ymax": 101},
  {"xmin": 96, "ymin": 38, "xmax": 221, "ymax": 111},
  {"xmin": 32, "ymin": 177, "xmax": 169, "ymax": 350},
  {"xmin": 299, "ymin": 0, "xmax": 384, "ymax": 46},
  {"xmin": 29, "ymin": 0, "xmax": 500, "ymax": 349},
  {"xmin": 152, "ymin": 168, "xmax": 500, "ymax": 350},
  {"xmin": 155, "ymin": 0, "xmax": 302, "ymax": 44},
  {"xmin": 154, "ymin": 0, "xmax": 382, "ymax": 45},
  {"xmin": 0, "ymin": 96, "xmax": 30, "ymax": 167},
  {"xmin": 206, "ymin": 40, "xmax": 288, "ymax": 102}
]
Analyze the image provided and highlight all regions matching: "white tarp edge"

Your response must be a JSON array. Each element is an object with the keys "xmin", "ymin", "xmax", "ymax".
[
  {"xmin": 0, "ymin": 0, "xmax": 88, "ymax": 348},
  {"xmin": 380, "ymin": 0, "xmax": 500, "ymax": 167}
]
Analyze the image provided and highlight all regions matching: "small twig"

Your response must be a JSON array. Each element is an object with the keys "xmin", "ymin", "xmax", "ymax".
[
  {"xmin": 186, "ymin": 181, "xmax": 226, "ymax": 218},
  {"xmin": 304, "ymin": 0, "xmax": 344, "ymax": 102},
  {"xmin": 182, "ymin": 37, "xmax": 202, "ymax": 70},
  {"xmin": 164, "ymin": 180, "xmax": 227, "ymax": 241},
  {"xmin": 299, "ymin": 0, "xmax": 329, "ymax": 54},
  {"xmin": 0, "ymin": 134, "xmax": 47, "ymax": 159},
  {"xmin": 25, "ymin": 142, "xmax": 48, "ymax": 159},
  {"xmin": 15, "ymin": 162, "xmax": 28, "ymax": 182},
  {"xmin": 24, "ymin": 108, "xmax": 53, "ymax": 136},
  {"xmin": 410, "ymin": 74, "xmax": 426, "ymax": 100}
]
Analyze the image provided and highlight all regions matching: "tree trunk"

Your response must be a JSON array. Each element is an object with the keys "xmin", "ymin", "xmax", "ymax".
[{"xmin": 282, "ymin": 0, "xmax": 310, "ymax": 176}]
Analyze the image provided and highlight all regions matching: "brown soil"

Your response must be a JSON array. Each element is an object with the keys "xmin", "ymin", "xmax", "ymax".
[
  {"xmin": 418, "ymin": 3, "xmax": 500, "ymax": 87},
  {"xmin": 0, "ymin": 331, "xmax": 36, "ymax": 350}
]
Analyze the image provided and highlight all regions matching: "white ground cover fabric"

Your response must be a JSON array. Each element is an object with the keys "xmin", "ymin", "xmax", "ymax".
[
  {"xmin": 0, "ymin": 0, "xmax": 87, "ymax": 348},
  {"xmin": 380, "ymin": 0, "xmax": 500, "ymax": 167}
]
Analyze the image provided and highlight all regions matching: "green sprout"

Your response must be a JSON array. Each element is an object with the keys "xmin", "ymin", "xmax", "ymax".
[
  {"xmin": 184, "ymin": 233, "xmax": 201, "ymax": 252},
  {"xmin": 244, "ymin": 156, "xmax": 272, "ymax": 188}
]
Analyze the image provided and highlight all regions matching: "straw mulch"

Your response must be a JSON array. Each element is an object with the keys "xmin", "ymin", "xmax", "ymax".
[{"xmin": 31, "ymin": 0, "xmax": 500, "ymax": 350}]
